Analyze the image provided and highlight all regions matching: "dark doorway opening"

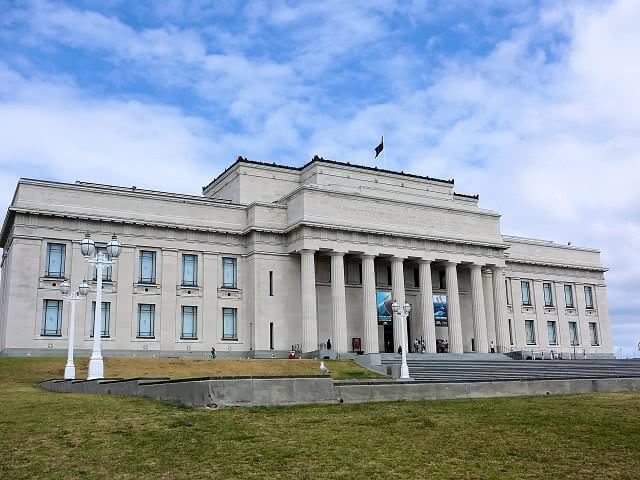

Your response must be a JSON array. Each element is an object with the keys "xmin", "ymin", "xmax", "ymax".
[
  {"xmin": 269, "ymin": 322, "xmax": 274, "ymax": 350},
  {"xmin": 383, "ymin": 324, "xmax": 394, "ymax": 352}
]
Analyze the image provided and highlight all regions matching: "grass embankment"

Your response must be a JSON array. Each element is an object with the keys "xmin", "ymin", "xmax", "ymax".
[{"xmin": 2, "ymin": 357, "xmax": 640, "ymax": 479}]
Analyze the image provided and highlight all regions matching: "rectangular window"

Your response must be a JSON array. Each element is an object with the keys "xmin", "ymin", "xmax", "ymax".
[
  {"xmin": 505, "ymin": 278, "xmax": 512, "ymax": 306},
  {"xmin": 543, "ymin": 282, "xmax": 554, "ymax": 307},
  {"xmin": 584, "ymin": 286, "xmax": 594, "ymax": 309},
  {"xmin": 413, "ymin": 267, "xmax": 420, "ymax": 288},
  {"xmin": 92, "ymin": 247, "xmax": 112, "ymax": 281},
  {"xmin": 569, "ymin": 321, "xmax": 579, "ymax": 346},
  {"xmin": 547, "ymin": 321, "xmax": 558, "ymax": 345},
  {"xmin": 45, "ymin": 243, "xmax": 65, "ymax": 277},
  {"xmin": 508, "ymin": 318, "xmax": 514, "ymax": 345},
  {"xmin": 525, "ymin": 320, "xmax": 536, "ymax": 345},
  {"xmin": 182, "ymin": 254, "xmax": 197, "ymax": 287},
  {"xmin": 42, "ymin": 300, "xmax": 63, "ymax": 336},
  {"xmin": 139, "ymin": 251, "xmax": 156, "ymax": 284},
  {"xmin": 269, "ymin": 322, "xmax": 274, "ymax": 350},
  {"xmin": 589, "ymin": 322, "xmax": 599, "ymax": 346},
  {"xmin": 564, "ymin": 285, "xmax": 574, "ymax": 308},
  {"xmin": 181, "ymin": 306, "xmax": 197, "ymax": 339},
  {"xmin": 521, "ymin": 281, "xmax": 532, "ymax": 306},
  {"xmin": 222, "ymin": 257, "xmax": 237, "ymax": 288},
  {"xmin": 90, "ymin": 302, "xmax": 111, "ymax": 338},
  {"xmin": 137, "ymin": 304, "xmax": 155, "ymax": 338},
  {"xmin": 222, "ymin": 307, "xmax": 237, "ymax": 340},
  {"xmin": 269, "ymin": 271, "xmax": 274, "ymax": 296}
]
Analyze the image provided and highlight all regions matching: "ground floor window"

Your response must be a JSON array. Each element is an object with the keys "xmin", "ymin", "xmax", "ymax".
[
  {"xmin": 547, "ymin": 321, "xmax": 558, "ymax": 346},
  {"xmin": 525, "ymin": 320, "xmax": 536, "ymax": 345},
  {"xmin": 181, "ymin": 306, "xmax": 197, "ymax": 339},
  {"xmin": 137, "ymin": 304, "xmax": 155, "ymax": 338},
  {"xmin": 569, "ymin": 321, "xmax": 579, "ymax": 346},
  {"xmin": 508, "ymin": 318, "xmax": 514, "ymax": 345},
  {"xmin": 222, "ymin": 307, "xmax": 237, "ymax": 340},
  {"xmin": 90, "ymin": 301, "xmax": 111, "ymax": 338},
  {"xmin": 589, "ymin": 322, "xmax": 599, "ymax": 346},
  {"xmin": 42, "ymin": 300, "xmax": 63, "ymax": 336}
]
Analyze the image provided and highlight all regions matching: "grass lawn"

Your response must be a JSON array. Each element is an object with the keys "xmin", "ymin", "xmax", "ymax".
[{"xmin": 2, "ymin": 358, "xmax": 640, "ymax": 479}]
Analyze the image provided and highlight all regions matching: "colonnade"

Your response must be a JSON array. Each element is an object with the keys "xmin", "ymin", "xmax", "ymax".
[{"xmin": 299, "ymin": 250, "xmax": 510, "ymax": 354}]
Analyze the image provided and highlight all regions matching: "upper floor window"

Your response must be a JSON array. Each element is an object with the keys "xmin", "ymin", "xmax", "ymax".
[
  {"xmin": 45, "ymin": 243, "xmax": 65, "ymax": 278},
  {"xmin": 181, "ymin": 306, "xmax": 197, "ymax": 340},
  {"xmin": 564, "ymin": 285, "xmax": 574, "ymax": 308},
  {"xmin": 505, "ymin": 278, "xmax": 512, "ymax": 306},
  {"xmin": 543, "ymin": 282, "xmax": 554, "ymax": 307},
  {"xmin": 182, "ymin": 254, "xmax": 198, "ymax": 287},
  {"xmin": 90, "ymin": 301, "xmax": 111, "ymax": 338},
  {"xmin": 92, "ymin": 246, "xmax": 112, "ymax": 282},
  {"xmin": 589, "ymin": 322, "xmax": 599, "ymax": 346},
  {"xmin": 584, "ymin": 286, "xmax": 594, "ymax": 309},
  {"xmin": 42, "ymin": 300, "xmax": 62, "ymax": 336},
  {"xmin": 139, "ymin": 251, "xmax": 156, "ymax": 284},
  {"xmin": 521, "ymin": 280, "xmax": 532, "ymax": 306},
  {"xmin": 222, "ymin": 307, "xmax": 237, "ymax": 340},
  {"xmin": 269, "ymin": 270, "xmax": 274, "ymax": 296},
  {"xmin": 222, "ymin": 257, "xmax": 237, "ymax": 288},
  {"xmin": 137, "ymin": 304, "xmax": 155, "ymax": 338}
]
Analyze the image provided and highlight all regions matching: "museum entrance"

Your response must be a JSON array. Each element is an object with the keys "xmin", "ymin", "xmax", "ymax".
[{"xmin": 383, "ymin": 324, "xmax": 394, "ymax": 352}]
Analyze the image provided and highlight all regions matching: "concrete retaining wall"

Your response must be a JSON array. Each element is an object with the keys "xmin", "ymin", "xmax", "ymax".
[{"xmin": 40, "ymin": 376, "xmax": 640, "ymax": 408}]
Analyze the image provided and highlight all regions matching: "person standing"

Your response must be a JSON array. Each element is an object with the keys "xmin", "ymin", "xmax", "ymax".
[{"xmin": 211, "ymin": 346, "xmax": 216, "ymax": 359}]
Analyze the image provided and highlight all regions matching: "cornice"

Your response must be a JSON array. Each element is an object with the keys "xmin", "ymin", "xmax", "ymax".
[{"xmin": 506, "ymin": 257, "xmax": 607, "ymax": 272}]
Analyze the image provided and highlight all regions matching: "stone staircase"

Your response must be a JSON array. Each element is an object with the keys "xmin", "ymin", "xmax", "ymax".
[{"xmin": 380, "ymin": 356, "xmax": 640, "ymax": 383}]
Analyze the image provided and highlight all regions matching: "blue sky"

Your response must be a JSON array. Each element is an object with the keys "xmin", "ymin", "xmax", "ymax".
[{"xmin": 1, "ymin": 0, "xmax": 638, "ymax": 355}]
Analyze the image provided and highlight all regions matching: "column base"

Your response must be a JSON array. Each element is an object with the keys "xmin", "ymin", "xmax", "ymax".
[
  {"xmin": 63, "ymin": 364, "xmax": 76, "ymax": 381},
  {"xmin": 87, "ymin": 355, "xmax": 104, "ymax": 380}
]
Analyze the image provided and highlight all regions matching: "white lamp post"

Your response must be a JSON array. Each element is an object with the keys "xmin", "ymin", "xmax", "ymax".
[
  {"xmin": 60, "ymin": 279, "xmax": 89, "ymax": 380},
  {"xmin": 81, "ymin": 232, "xmax": 121, "ymax": 380},
  {"xmin": 392, "ymin": 300, "xmax": 412, "ymax": 380}
]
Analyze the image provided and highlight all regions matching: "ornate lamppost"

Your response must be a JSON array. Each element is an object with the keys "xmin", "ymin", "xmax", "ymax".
[
  {"xmin": 81, "ymin": 232, "xmax": 122, "ymax": 380},
  {"xmin": 59, "ymin": 279, "xmax": 89, "ymax": 380},
  {"xmin": 392, "ymin": 300, "xmax": 412, "ymax": 380}
]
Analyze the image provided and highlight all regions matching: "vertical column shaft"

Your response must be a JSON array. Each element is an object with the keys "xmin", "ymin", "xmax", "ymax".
[
  {"xmin": 446, "ymin": 261, "xmax": 464, "ymax": 353},
  {"xmin": 492, "ymin": 266, "xmax": 510, "ymax": 353},
  {"xmin": 470, "ymin": 264, "xmax": 489, "ymax": 352},
  {"xmin": 330, "ymin": 252, "xmax": 348, "ymax": 353},
  {"xmin": 361, "ymin": 255, "xmax": 378, "ymax": 354},
  {"xmin": 300, "ymin": 250, "xmax": 318, "ymax": 353},
  {"xmin": 391, "ymin": 257, "xmax": 405, "ymax": 351},
  {"xmin": 419, "ymin": 260, "xmax": 436, "ymax": 353}
]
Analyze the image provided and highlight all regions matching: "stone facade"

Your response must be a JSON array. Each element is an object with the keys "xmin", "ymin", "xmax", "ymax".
[{"xmin": 0, "ymin": 157, "xmax": 613, "ymax": 358}]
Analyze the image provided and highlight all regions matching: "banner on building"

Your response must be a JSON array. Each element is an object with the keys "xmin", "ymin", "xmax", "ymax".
[
  {"xmin": 433, "ymin": 294, "xmax": 448, "ymax": 327},
  {"xmin": 377, "ymin": 291, "xmax": 393, "ymax": 324}
]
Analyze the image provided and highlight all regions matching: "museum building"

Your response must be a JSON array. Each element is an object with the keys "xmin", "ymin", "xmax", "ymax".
[{"xmin": 0, "ymin": 156, "xmax": 613, "ymax": 358}]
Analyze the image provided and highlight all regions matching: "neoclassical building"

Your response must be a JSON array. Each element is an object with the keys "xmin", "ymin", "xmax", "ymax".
[{"xmin": 0, "ymin": 156, "xmax": 613, "ymax": 359}]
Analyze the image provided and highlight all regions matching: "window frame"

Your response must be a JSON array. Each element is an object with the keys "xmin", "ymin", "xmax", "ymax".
[
  {"xmin": 222, "ymin": 307, "xmax": 238, "ymax": 340},
  {"xmin": 269, "ymin": 270, "xmax": 274, "ymax": 296},
  {"xmin": 547, "ymin": 320, "xmax": 558, "ymax": 346},
  {"xmin": 564, "ymin": 284, "xmax": 574, "ymax": 308},
  {"xmin": 137, "ymin": 304, "xmax": 155, "ymax": 339},
  {"xmin": 521, "ymin": 280, "xmax": 532, "ymax": 306},
  {"xmin": 222, "ymin": 257, "xmax": 237, "ymax": 288},
  {"xmin": 139, "ymin": 251, "xmax": 157, "ymax": 284},
  {"xmin": 584, "ymin": 286, "xmax": 595, "ymax": 309},
  {"xmin": 505, "ymin": 278, "xmax": 513, "ymax": 306},
  {"xmin": 45, "ymin": 243, "xmax": 66, "ymax": 278},
  {"xmin": 525, "ymin": 319, "xmax": 536, "ymax": 345},
  {"xmin": 589, "ymin": 322, "xmax": 600, "ymax": 346},
  {"xmin": 569, "ymin": 321, "xmax": 580, "ymax": 346},
  {"xmin": 42, "ymin": 299, "xmax": 63, "ymax": 336},
  {"xmin": 181, "ymin": 254, "xmax": 198, "ymax": 287},
  {"xmin": 90, "ymin": 301, "xmax": 111, "ymax": 338},
  {"xmin": 543, "ymin": 282, "xmax": 554, "ymax": 307},
  {"xmin": 181, "ymin": 305, "xmax": 197, "ymax": 340}
]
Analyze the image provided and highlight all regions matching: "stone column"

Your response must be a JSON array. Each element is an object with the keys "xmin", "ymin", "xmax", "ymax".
[
  {"xmin": 391, "ymin": 257, "xmax": 405, "ymax": 351},
  {"xmin": 300, "ymin": 250, "xmax": 318, "ymax": 353},
  {"xmin": 492, "ymin": 266, "xmax": 510, "ymax": 353},
  {"xmin": 330, "ymin": 252, "xmax": 348, "ymax": 353},
  {"xmin": 419, "ymin": 260, "xmax": 436, "ymax": 353},
  {"xmin": 361, "ymin": 255, "xmax": 378, "ymax": 354},
  {"xmin": 470, "ymin": 264, "xmax": 489, "ymax": 352},
  {"xmin": 445, "ymin": 261, "xmax": 464, "ymax": 353}
]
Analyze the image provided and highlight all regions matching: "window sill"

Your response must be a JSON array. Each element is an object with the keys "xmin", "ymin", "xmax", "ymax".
[
  {"xmin": 180, "ymin": 337, "xmax": 198, "ymax": 341},
  {"xmin": 40, "ymin": 334, "xmax": 62, "ymax": 337},
  {"xmin": 221, "ymin": 338, "xmax": 238, "ymax": 342},
  {"xmin": 136, "ymin": 336, "xmax": 156, "ymax": 340}
]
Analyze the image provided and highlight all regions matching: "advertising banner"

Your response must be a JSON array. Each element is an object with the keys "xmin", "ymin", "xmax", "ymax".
[
  {"xmin": 377, "ymin": 291, "xmax": 393, "ymax": 324},
  {"xmin": 433, "ymin": 294, "xmax": 448, "ymax": 327}
]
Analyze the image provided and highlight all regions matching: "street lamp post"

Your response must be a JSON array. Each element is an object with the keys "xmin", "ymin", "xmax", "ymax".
[
  {"xmin": 60, "ymin": 279, "xmax": 90, "ymax": 380},
  {"xmin": 81, "ymin": 232, "xmax": 122, "ymax": 380},
  {"xmin": 392, "ymin": 300, "xmax": 412, "ymax": 380}
]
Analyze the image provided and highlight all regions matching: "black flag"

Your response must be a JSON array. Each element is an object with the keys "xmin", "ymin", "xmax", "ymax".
[{"xmin": 374, "ymin": 136, "xmax": 384, "ymax": 158}]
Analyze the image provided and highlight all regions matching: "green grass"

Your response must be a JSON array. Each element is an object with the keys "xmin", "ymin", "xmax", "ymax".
[{"xmin": 2, "ymin": 357, "xmax": 640, "ymax": 479}]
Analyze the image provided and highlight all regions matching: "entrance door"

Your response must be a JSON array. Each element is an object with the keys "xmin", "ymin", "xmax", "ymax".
[{"xmin": 383, "ymin": 324, "xmax": 394, "ymax": 352}]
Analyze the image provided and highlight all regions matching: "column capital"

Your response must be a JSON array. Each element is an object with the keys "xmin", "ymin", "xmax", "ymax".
[
  {"xmin": 300, "ymin": 249, "xmax": 316, "ymax": 256},
  {"xmin": 417, "ymin": 258, "xmax": 433, "ymax": 265},
  {"xmin": 391, "ymin": 256, "xmax": 406, "ymax": 263},
  {"xmin": 445, "ymin": 260, "xmax": 459, "ymax": 267},
  {"xmin": 360, "ymin": 254, "xmax": 376, "ymax": 260},
  {"xmin": 469, "ymin": 263, "xmax": 484, "ymax": 271},
  {"xmin": 328, "ymin": 251, "xmax": 346, "ymax": 257}
]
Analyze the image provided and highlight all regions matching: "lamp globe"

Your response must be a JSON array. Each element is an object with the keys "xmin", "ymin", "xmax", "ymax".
[
  {"xmin": 80, "ymin": 233, "xmax": 95, "ymax": 257},
  {"xmin": 59, "ymin": 280, "xmax": 71, "ymax": 295},
  {"xmin": 106, "ymin": 233, "xmax": 122, "ymax": 258},
  {"xmin": 78, "ymin": 279, "xmax": 90, "ymax": 297}
]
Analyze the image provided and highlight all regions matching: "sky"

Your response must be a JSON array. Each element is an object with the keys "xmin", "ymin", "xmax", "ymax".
[{"xmin": 0, "ymin": 0, "xmax": 638, "ymax": 356}]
